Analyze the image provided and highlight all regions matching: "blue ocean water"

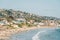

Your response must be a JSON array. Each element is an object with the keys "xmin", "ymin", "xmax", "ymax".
[
  {"xmin": 9, "ymin": 28, "xmax": 60, "ymax": 40},
  {"xmin": 39, "ymin": 28, "xmax": 60, "ymax": 40}
]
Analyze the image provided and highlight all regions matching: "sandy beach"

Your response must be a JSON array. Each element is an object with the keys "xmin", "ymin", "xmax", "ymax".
[
  {"xmin": 0, "ymin": 27, "xmax": 38, "ymax": 40},
  {"xmin": 0, "ymin": 26, "xmax": 57, "ymax": 40}
]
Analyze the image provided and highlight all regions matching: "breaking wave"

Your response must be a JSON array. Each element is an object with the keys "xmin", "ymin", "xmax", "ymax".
[{"xmin": 32, "ymin": 31, "xmax": 46, "ymax": 40}]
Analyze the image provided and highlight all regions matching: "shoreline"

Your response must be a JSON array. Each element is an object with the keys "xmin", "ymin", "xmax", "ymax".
[{"xmin": 0, "ymin": 26, "xmax": 57, "ymax": 40}]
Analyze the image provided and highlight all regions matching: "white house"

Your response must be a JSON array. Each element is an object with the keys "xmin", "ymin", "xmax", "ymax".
[
  {"xmin": 48, "ymin": 20, "xmax": 56, "ymax": 26},
  {"xmin": 12, "ymin": 18, "xmax": 26, "ymax": 24},
  {"xmin": 0, "ymin": 21, "xmax": 5, "ymax": 25},
  {"xmin": 34, "ymin": 22, "xmax": 39, "ymax": 25},
  {"xmin": 2, "ymin": 20, "xmax": 10, "ymax": 25},
  {"xmin": 11, "ymin": 24, "xmax": 19, "ymax": 28},
  {"xmin": 16, "ymin": 18, "xmax": 26, "ymax": 22},
  {"xmin": 38, "ymin": 22, "xmax": 45, "ymax": 26}
]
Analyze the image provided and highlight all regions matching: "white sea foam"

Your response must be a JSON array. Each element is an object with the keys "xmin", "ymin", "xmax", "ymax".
[{"xmin": 32, "ymin": 31, "xmax": 46, "ymax": 40}]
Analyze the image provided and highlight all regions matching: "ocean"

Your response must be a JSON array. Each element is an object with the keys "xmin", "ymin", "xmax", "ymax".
[{"xmin": 9, "ymin": 28, "xmax": 60, "ymax": 40}]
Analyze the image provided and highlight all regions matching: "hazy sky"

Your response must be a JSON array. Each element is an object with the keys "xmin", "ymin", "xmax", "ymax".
[{"xmin": 0, "ymin": 0, "xmax": 60, "ymax": 18}]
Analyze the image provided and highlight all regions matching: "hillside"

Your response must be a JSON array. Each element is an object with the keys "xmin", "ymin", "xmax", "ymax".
[
  {"xmin": 0, "ymin": 9, "xmax": 60, "ymax": 21},
  {"xmin": 0, "ymin": 9, "xmax": 60, "ymax": 29}
]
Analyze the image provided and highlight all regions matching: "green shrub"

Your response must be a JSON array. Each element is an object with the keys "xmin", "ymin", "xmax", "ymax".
[{"xmin": 18, "ymin": 24, "xmax": 22, "ymax": 28}]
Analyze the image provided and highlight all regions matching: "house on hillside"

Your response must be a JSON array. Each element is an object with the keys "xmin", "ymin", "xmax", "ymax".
[
  {"xmin": 0, "ymin": 20, "xmax": 10, "ymax": 25},
  {"xmin": 34, "ymin": 22, "xmax": 39, "ymax": 25},
  {"xmin": 12, "ymin": 18, "xmax": 26, "ymax": 24},
  {"xmin": 0, "ymin": 21, "xmax": 5, "ymax": 25},
  {"xmin": 3, "ymin": 20, "xmax": 10, "ymax": 25},
  {"xmin": 29, "ymin": 20, "xmax": 35, "ymax": 24},
  {"xmin": 44, "ymin": 20, "xmax": 57, "ymax": 26},
  {"xmin": 38, "ymin": 20, "xmax": 57, "ymax": 26},
  {"xmin": 49, "ymin": 20, "xmax": 57, "ymax": 26},
  {"xmin": 11, "ymin": 24, "xmax": 19, "ymax": 28},
  {"xmin": 38, "ymin": 22, "xmax": 45, "ymax": 26}
]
